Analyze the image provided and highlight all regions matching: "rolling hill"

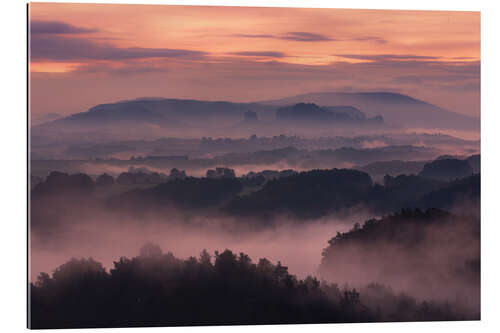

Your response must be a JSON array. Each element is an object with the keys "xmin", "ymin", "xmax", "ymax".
[
  {"xmin": 34, "ymin": 92, "xmax": 479, "ymax": 134},
  {"xmin": 261, "ymin": 92, "xmax": 479, "ymax": 130}
]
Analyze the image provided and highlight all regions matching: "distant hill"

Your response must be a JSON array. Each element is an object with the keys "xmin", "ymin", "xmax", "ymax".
[
  {"xmin": 276, "ymin": 103, "xmax": 383, "ymax": 124},
  {"xmin": 356, "ymin": 160, "xmax": 428, "ymax": 182},
  {"xmin": 418, "ymin": 158, "xmax": 473, "ymax": 181},
  {"xmin": 35, "ymin": 92, "xmax": 479, "ymax": 134},
  {"xmin": 224, "ymin": 167, "xmax": 479, "ymax": 219},
  {"xmin": 108, "ymin": 177, "xmax": 243, "ymax": 212},
  {"xmin": 36, "ymin": 98, "xmax": 271, "ymax": 133},
  {"xmin": 261, "ymin": 92, "xmax": 479, "ymax": 130},
  {"xmin": 224, "ymin": 169, "xmax": 374, "ymax": 219}
]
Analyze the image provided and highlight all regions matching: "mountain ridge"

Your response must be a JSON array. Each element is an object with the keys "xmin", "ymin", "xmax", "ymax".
[
  {"xmin": 259, "ymin": 91, "xmax": 479, "ymax": 130},
  {"xmin": 35, "ymin": 91, "xmax": 479, "ymax": 132}
]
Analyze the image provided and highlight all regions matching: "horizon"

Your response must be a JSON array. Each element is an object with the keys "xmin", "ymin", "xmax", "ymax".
[{"xmin": 31, "ymin": 90, "xmax": 480, "ymax": 120}]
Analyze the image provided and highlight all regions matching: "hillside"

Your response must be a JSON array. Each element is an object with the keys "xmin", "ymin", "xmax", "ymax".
[
  {"xmin": 261, "ymin": 92, "xmax": 479, "ymax": 130},
  {"xmin": 276, "ymin": 103, "xmax": 383, "ymax": 124},
  {"xmin": 319, "ymin": 209, "xmax": 480, "ymax": 308},
  {"xmin": 34, "ymin": 92, "xmax": 478, "ymax": 134}
]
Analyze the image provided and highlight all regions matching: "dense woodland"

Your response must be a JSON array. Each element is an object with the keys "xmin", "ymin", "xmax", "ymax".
[
  {"xmin": 319, "ymin": 209, "xmax": 480, "ymax": 295},
  {"xmin": 31, "ymin": 156, "xmax": 480, "ymax": 228},
  {"xmin": 29, "ymin": 155, "xmax": 481, "ymax": 327},
  {"xmin": 30, "ymin": 242, "xmax": 467, "ymax": 329}
]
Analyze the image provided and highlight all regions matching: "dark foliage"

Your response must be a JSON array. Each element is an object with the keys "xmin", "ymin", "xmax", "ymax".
[
  {"xmin": 30, "ymin": 246, "xmax": 465, "ymax": 329},
  {"xmin": 357, "ymin": 283, "xmax": 465, "ymax": 322},
  {"xmin": 466, "ymin": 154, "xmax": 480, "ymax": 174},
  {"xmin": 276, "ymin": 103, "xmax": 382, "ymax": 124},
  {"xmin": 418, "ymin": 174, "xmax": 480, "ymax": 211},
  {"xmin": 206, "ymin": 167, "xmax": 236, "ymax": 179},
  {"xmin": 365, "ymin": 174, "xmax": 445, "ymax": 212},
  {"xmin": 225, "ymin": 169, "xmax": 373, "ymax": 219},
  {"xmin": 239, "ymin": 174, "xmax": 266, "ymax": 187},
  {"xmin": 319, "ymin": 208, "xmax": 480, "ymax": 316},
  {"xmin": 30, "ymin": 168, "xmax": 480, "ymax": 229},
  {"xmin": 277, "ymin": 103, "xmax": 358, "ymax": 122},
  {"xmin": 225, "ymin": 168, "xmax": 479, "ymax": 219},
  {"xmin": 356, "ymin": 160, "xmax": 427, "ymax": 181},
  {"xmin": 321, "ymin": 208, "xmax": 455, "ymax": 250},
  {"xmin": 116, "ymin": 171, "xmax": 165, "ymax": 185},
  {"xmin": 95, "ymin": 173, "xmax": 115, "ymax": 186},
  {"xmin": 244, "ymin": 169, "xmax": 297, "ymax": 181},
  {"xmin": 30, "ymin": 248, "xmax": 373, "ymax": 328},
  {"xmin": 419, "ymin": 158, "xmax": 472, "ymax": 181},
  {"xmin": 32, "ymin": 171, "xmax": 94, "ymax": 197},
  {"xmin": 30, "ymin": 172, "xmax": 97, "ymax": 232},
  {"xmin": 109, "ymin": 177, "xmax": 243, "ymax": 212}
]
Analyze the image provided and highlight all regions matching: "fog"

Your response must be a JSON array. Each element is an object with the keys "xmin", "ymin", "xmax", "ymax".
[
  {"xmin": 29, "ymin": 168, "xmax": 480, "ymax": 321},
  {"xmin": 30, "ymin": 201, "xmax": 480, "ymax": 314},
  {"xmin": 318, "ymin": 209, "xmax": 480, "ymax": 314},
  {"xmin": 403, "ymin": 128, "xmax": 480, "ymax": 141},
  {"xmin": 29, "ymin": 212, "xmax": 369, "ymax": 282}
]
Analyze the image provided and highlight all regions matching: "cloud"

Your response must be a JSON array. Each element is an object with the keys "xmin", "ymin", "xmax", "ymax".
[
  {"xmin": 230, "ymin": 31, "xmax": 334, "ymax": 42},
  {"xmin": 75, "ymin": 60, "xmax": 171, "ymax": 76},
  {"xmin": 391, "ymin": 75, "xmax": 423, "ymax": 84},
  {"xmin": 30, "ymin": 55, "xmax": 480, "ymax": 118},
  {"xmin": 349, "ymin": 36, "xmax": 387, "ymax": 44},
  {"xmin": 392, "ymin": 74, "xmax": 476, "ymax": 85},
  {"xmin": 228, "ymin": 51, "xmax": 286, "ymax": 58},
  {"xmin": 336, "ymin": 54, "xmax": 440, "ymax": 61},
  {"xmin": 230, "ymin": 34, "xmax": 275, "ymax": 39},
  {"xmin": 31, "ymin": 20, "xmax": 99, "ymax": 34},
  {"xmin": 280, "ymin": 32, "xmax": 334, "ymax": 42},
  {"xmin": 231, "ymin": 32, "xmax": 387, "ymax": 44},
  {"xmin": 30, "ymin": 34, "xmax": 208, "ymax": 61}
]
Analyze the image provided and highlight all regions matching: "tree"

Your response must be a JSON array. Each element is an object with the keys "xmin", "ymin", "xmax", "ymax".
[{"xmin": 96, "ymin": 173, "xmax": 114, "ymax": 186}]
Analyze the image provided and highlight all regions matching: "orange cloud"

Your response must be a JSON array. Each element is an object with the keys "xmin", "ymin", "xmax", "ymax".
[{"xmin": 28, "ymin": 3, "xmax": 480, "ymax": 117}]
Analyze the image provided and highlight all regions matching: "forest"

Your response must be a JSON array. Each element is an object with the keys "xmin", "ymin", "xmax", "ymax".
[{"xmin": 30, "ymin": 240, "xmax": 469, "ymax": 329}]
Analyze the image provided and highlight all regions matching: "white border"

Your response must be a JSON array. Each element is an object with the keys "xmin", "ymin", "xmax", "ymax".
[{"xmin": 1, "ymin": 0, "xmax": 499, "ymax": 332}]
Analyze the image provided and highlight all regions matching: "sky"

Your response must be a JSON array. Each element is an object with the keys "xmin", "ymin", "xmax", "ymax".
[{"xmin": 29, "ymin": 3, "xmax": 480, "ymax": 117}]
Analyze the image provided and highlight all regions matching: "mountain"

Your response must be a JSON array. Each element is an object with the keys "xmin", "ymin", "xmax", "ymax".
[
  {"xmin": 276, "ymin": 103, "xmax": 383, "ymax": 124},
  {"xmin": 35, "ymin": 92, "xmax": 479, "ymax": 135},
  {"xmin": 261, "ymin": 92, "xmax": 479, "ymax": 130},
  {"xmin": 35, "ymin": 98, "xmax": 275, "ymax": 134}
]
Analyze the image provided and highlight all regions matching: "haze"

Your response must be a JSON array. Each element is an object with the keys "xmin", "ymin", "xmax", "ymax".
[{"xmin": 28, "ymin": 3, "xmax": 481, "ymax": 327}]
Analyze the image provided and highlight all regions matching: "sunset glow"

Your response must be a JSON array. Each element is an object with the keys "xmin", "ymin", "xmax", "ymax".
[
  {"xmin": 28, "ymin": 4, "xmax": 482, "ymax": 328},
  {"xmin": 29, "ymin": 3, "xmax": 480, "ymax": 116}
]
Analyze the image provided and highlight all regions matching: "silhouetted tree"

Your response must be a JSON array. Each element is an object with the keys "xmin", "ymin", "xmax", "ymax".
[
  {"xmin": 419, "ymin": 158, "xmax": 472, "ymax": 181},
  {"xmin": 30, "ymin": 244, "xmax": 470, "ymax": 329},
  {"xmin": 96, "ymin": 173, "xmax": 114, "ymax": 186}
]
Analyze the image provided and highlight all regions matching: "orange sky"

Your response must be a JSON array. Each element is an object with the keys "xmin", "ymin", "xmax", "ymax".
[{"xmin": 29, "ymin": 3, "xmax": 480, "ymax": 117}]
